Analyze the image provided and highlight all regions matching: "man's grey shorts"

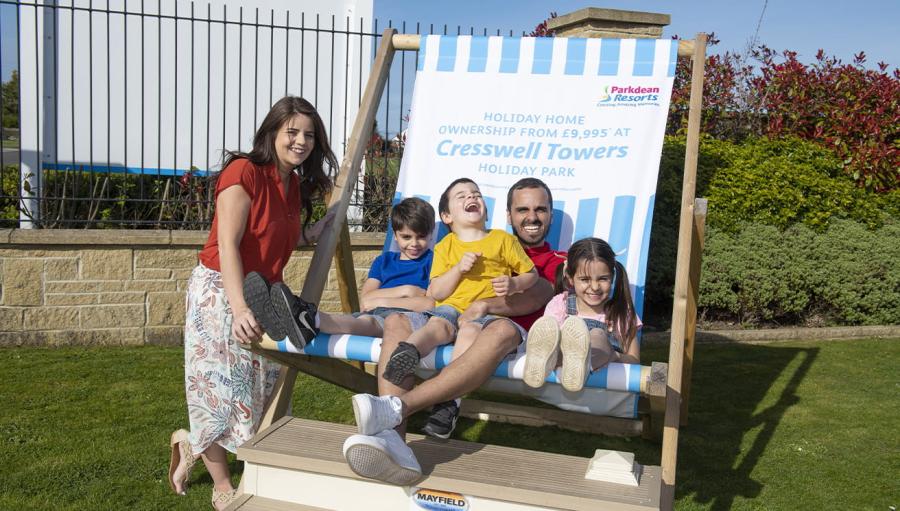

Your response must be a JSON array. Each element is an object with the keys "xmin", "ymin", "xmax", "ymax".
[
  {"xmin": 393, "ymin": 304, "xmax": 461, "ymax": 336},
  {"xmin": 467, "ymin": 314, "xmax": 528, "ymax": 345}
]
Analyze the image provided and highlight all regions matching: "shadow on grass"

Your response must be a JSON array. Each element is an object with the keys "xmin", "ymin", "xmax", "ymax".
[
  {"xmin": 452, "ymin": 341, "xmax": 818, "ymax": 510},
  {"xmin": 673, "ymin": 341, "xmax": 818, "ymax": 510}
]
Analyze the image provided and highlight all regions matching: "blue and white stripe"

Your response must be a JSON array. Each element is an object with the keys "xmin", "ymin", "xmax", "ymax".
[
  {"xmin": 265, "ymin": 332, "xmax": 648, "ymax": 396},
  {"xmin": 418, "ymin": 35, "xmax": 678, "ymax": 78}
]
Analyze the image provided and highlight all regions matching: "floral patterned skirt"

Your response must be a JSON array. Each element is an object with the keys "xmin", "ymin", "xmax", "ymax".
[{"xmin": 184, "ymin": 264, "xmax": 281, "ymax": 454}]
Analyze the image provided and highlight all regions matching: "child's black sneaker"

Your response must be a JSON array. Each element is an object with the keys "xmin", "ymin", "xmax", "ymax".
[
  {"xmin": 422, "ymin": 399, "xmax": 460, "ymax": 439},
  {"xmin": 242, "ymin": 272, "xmax": 288, "ymax": 340},
  {"xmin": 270, "ymin": 281, "xmax": 319, "ymax": 350},
  {"xmin": 382, "ymin": 342, "xmax": 420, "ymax": 386}
]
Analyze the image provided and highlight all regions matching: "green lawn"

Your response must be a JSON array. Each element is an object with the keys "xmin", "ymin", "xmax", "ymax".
[{"xmin": 0, "ymin": 339, "xmax": 897, "ymax": 510}]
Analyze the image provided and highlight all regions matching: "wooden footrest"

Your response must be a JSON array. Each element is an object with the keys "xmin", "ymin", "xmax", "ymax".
[
  {"xmin": 238, "ymin": 417, "xmax": 661, "ymax": 510},
  {"xmin": 227, "ymin": 494, "xmax": 332, "ymax": 510}
]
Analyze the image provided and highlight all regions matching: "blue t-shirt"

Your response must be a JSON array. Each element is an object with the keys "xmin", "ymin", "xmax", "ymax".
[{"xmin": 367, "ymin": 250, "xmax": 433, "ymax": 290}]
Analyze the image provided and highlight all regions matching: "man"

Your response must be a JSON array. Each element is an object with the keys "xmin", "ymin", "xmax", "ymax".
[{"xmin": 341, "ymin": 178, "xmax": 567, "ymax": 486}]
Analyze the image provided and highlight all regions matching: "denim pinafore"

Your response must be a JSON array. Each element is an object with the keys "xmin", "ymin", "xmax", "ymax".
[{"xmin": 566, "ymin": 293, "xmax": 623, "ymax": 353}]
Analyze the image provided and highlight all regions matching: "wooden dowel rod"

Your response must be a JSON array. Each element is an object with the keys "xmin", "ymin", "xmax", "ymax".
[{"xmin": 392, "ymin": 34, "xmax": 696, "ymax": 57}]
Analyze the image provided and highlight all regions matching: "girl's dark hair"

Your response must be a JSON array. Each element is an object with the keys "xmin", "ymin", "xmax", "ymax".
[
  {"xmin": 554, "ymin": 237, "xmax": 638, "ymax": 348},
  {"xmin": 221, "ymin": 96, "xmax": 336, "ymax": 238}
]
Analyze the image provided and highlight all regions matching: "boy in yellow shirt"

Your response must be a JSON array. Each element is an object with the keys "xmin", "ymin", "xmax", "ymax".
[
  {"xmin": 341, "ymin": 179, "xmax": 539, "ymax": 485},
  {"xmin": 380, "ymin": 177, "xmax": 539, "ymax": 385}
]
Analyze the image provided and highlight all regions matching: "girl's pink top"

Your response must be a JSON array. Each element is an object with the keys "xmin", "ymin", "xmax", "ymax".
[{"xmin": 542, "ymin": 290, "xmax": 643, "ymax": 332}]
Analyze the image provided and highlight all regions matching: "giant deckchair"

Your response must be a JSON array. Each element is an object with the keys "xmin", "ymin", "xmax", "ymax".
[{"xmin": 232, "ymin": 30, "xmax": 707, "ymax": 511}]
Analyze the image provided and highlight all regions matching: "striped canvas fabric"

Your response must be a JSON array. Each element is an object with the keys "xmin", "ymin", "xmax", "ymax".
[{"xmin": 261, "ymin": 36, "xmax": 678, "ymax": 419}]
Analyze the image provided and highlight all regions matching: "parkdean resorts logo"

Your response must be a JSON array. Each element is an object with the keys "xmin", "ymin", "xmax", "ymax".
[
  {"xmin": 411, "ymin": 488, "xmax": 469, "ymax": 511},
  {"xmin": 597, "ymin": 85, "xmax": 661, "ymax": 107}
]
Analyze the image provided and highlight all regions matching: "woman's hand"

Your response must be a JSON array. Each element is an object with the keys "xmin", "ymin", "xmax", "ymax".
[
  {"xmin": 302, "ymin": 208, "xmax": 337, "ymax": 245},
  {"xmin": 231, "ymin": 306, "xmax": 263, "ymax": 345}
]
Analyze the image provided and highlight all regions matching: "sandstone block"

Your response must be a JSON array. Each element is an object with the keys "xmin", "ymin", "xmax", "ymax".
[
  {"xmin": 145, "ymin": 326, "xmax": 184, "ymax": 345},
  {"xmin": 2, "ymin": 259, "xmax": 43, "ymax": 306},
  {"xmin": 126, "ymin": 280, "xmax": 177, "ymax": 292},
  {"xmin": 351, "ymin": 250, "xmax": 381, "ymax": 267},
  {"xmin": 24, "ymin": 307, "xmax": 80, "ymax": 330},
  {"xmin": 135, "ymin": 268, "xmax": 173, "ymax": 280},
  {"xmin": 45, "ymin": 281, "xmax": 124, "ymax": 293},
  {"xmin": 81, "ymin": 304, "xmax": 144, "ymax": 328},
  {"xmin": 0, "ymin": 307, "xmax": 23, "ymax": 331},
  {"xmin": 148, "ymin": 292, "xmax": 186, "ymax": 326},
  {"xmin": 45, "ymin": 294, "xmax": 98, "ymax": 306},
  {"xmin": 98, "ymin": 291, "xmax": 146, "ymax": 304},
  {"xmin": 135, "ymin": 248, "xmax": 198, "ymax": 269},
  {"xmin": 81, "ymin": 249, "xmax": 132, "ymax": 280},
  {"xmin": 44, "ymin": 258, "xmax": 79, "ymax": 280}
]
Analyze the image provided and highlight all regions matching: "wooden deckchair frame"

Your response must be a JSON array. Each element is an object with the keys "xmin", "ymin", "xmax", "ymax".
[{"xmin": 250, "ymin": 30, "xmax": 707, "ymax": 511}]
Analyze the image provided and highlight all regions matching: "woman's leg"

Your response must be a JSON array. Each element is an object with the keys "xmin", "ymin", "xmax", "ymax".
[{"xmin": 201, "ymin": 443, "xmax": 234, "ymax": 493}]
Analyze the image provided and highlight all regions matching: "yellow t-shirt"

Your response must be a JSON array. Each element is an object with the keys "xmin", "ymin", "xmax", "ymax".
[{"xmin": 430, "ymin": 229, "xmax": 535, "ymax": 312}]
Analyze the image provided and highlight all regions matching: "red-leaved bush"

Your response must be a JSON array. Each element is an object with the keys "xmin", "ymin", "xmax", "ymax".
[
  {"xmin": 669, "ymin": 35, "xmax": 899, "ymax": 191},
  {"xmin": 751, "ymin": 48, "xmax": 899, "ymax": 191}
]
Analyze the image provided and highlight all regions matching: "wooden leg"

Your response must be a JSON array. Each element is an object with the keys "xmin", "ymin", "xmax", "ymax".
[
  {"xmin": 259, "ymin": 367, "xmax": 299, "ymax": 431},
  {"xmin": 681, "ymin": 198, "xmax": 707, "ymax": 426}
]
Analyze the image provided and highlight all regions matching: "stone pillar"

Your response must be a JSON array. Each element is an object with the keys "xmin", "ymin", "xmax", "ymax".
[{"xmin": 546, "ymin": 7, "xmax": 670, "ymax": 39}]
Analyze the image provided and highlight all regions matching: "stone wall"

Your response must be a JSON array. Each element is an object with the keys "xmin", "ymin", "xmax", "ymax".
[{"xmin": 0, "ymin": 229, "xmax": 385, "ymax": 346}]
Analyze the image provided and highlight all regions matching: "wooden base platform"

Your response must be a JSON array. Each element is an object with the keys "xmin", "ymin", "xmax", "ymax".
[{"xmin": 236, "ymin": 417, "xmax": 661, "ymax": 510}]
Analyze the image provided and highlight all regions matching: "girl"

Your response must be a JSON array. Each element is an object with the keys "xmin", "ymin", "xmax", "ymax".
[
  {"xmin": 167, "ymin": 96, "xmax": 336, "ymax": 509},
  {"xmin": 523, "ymin": 237, "xmax": 641, "ymax": 392}
]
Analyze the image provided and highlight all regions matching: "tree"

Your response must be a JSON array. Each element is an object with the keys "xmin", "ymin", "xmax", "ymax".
[{"xmin": 1, "ymin": 70, "xmax": 19, "ymax": 130}]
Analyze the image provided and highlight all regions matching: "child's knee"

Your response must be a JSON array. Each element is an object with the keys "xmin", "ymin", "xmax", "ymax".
[{"xmin": 589, "ymin": 328, "xmax": 613, "ymax": 351}]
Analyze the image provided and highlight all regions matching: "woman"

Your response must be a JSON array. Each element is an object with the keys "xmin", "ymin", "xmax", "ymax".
[{"xmin": 167, "ymin": 96, "xmax": 337, "ymax": 509}]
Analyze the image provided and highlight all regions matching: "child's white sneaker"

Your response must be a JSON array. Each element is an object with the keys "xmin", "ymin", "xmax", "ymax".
[
  {"xmin": 342, "ymin": 429, "xmax": 423, "ymax": 486},
  {"xmin": 559, "ymin": 316, "xmax": 591, "ymax": 392},
  {"xmin": 351, "ymin": 394, "xmax": 403, "ymax": 435},
  {"xmin": 523, "ymin": 316, "xmax": 560, "ymax": 388}
]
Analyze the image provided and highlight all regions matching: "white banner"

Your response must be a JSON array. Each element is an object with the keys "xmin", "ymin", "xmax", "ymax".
[{"xmin": 392, "ymin": 35, "xmax": 677, "ymax": 317}]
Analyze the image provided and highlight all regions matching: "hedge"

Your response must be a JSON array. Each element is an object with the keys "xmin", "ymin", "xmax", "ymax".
[
  {"xmin": 643, "ymin": 135, "xmax": 899, "ymax": 327},
  {"xmin": 699, "ymin": 219, "xmax": 900, "ymax": 326}
]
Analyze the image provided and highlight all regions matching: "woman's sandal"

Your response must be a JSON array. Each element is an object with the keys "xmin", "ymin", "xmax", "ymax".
[
  {"xmin": 168, "ymin": 429, "xmax": 197, "ymax": 495},
  {"xmin": 211, "ymin": 488, "xmax": 239, "ymax": 510}
]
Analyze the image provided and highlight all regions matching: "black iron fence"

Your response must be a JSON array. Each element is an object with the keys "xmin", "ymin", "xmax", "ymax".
[{"xmin": 0, "ymin": 0, "xmax": 520, "ymax": 230}]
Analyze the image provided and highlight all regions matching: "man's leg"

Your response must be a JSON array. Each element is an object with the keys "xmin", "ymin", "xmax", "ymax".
[{"xmin": 401, "ymin": 319, "xmax": 520, "ymax": 416}]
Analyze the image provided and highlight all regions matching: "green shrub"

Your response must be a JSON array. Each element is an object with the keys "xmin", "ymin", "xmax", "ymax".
[
  {"xmin": 698, "ymin": 219, "xmax": 900, "ymax": 326},
  {"xmin": 704, "ymin": 137, "xmax": 890, "ymax": 232},
  {"xmin": 644, "ymin": 136, "xmax": 898, "ymax": 327}
]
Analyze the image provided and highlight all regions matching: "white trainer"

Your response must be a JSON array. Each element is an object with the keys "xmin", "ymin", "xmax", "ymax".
[
  {"xmin": 560, "ymin": 316, "xmax": 591, "ymax": 392},
  {"xmin": 342, "ymin": 429, "xmax": 423, "ymax": 486},
  {"xmin": 523, "ymin": 316, "xmax": 560, "ymax": 388},
  {"xmin": 351, "ymin": 393, "xmax": 403, "ymax": 435}
]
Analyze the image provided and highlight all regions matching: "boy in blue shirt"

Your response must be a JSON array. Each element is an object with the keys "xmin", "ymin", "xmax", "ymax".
[{"xmin": 244, "ymin": 197, "xmax": 436, "ymax": 348}]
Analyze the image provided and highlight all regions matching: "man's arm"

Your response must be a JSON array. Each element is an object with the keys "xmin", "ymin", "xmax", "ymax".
[{"xmin": 460, "ymin": 277, "xmax": 554, "ymax": 322}]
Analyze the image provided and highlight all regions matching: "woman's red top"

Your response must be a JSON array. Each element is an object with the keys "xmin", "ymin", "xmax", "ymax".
[{"xmin": 198, "ymin": 158, "xmax": 301, "ymax": 283}]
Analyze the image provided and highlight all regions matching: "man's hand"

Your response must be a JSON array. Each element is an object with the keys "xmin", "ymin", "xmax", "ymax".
[
  {"xmin": 455, "ymin": 252, "xmax": 481, "ymax": 274},
  {"xmin": 491, "ymin": 275, "xmax": 516, "ymax": 296},
  {"xmin": 459, "ymin": 300, "xmax": 489, "ymax": 324},
  {"xmin": 232, "ymin": 307, "xmax": 262, "ymax": 346}
]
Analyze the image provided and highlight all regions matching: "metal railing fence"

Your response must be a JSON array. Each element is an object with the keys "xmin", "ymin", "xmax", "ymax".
[{"xmin": 0, "ymin": 0, "xmax": 520, "ymax": 230}]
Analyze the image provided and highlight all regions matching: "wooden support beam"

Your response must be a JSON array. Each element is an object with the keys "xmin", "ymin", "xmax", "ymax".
[
  {"xmin": 680, "ymin": 198, "xmax": 707, "ymax": 425},
  {"xmin": 334, "ymin": 219, "xmax": 360, "ymax": 314},
  {"xmin": 255, "ymin": 29, "xmax": 398, "ymax": 431},
  {"xmin": 254, "ymin": 348, "xmax": 378, "ymax": 395},
  {"xmin": 659, "ymin": 33, "xmax": 706, "ymax": 511},
  {"xmin": 392, "ymin": 33, "xmax": 697, "ymax": 56},
  {"xmin": 460, "ymin": 399, "xmax": 643, "ymax": 438}
]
